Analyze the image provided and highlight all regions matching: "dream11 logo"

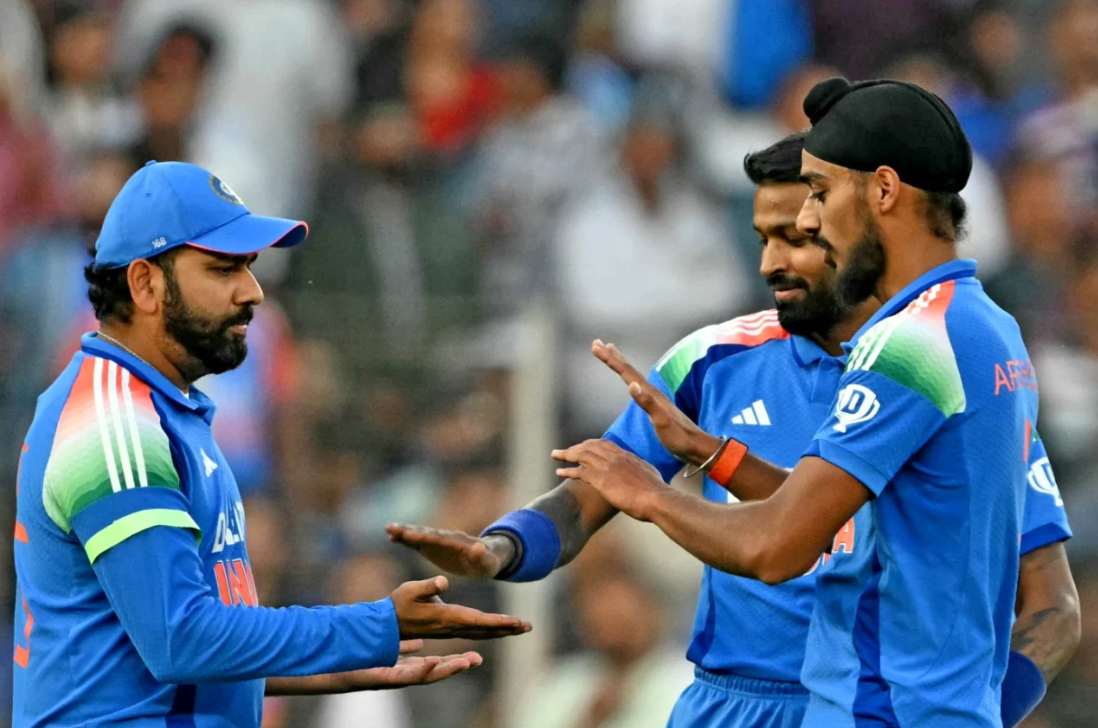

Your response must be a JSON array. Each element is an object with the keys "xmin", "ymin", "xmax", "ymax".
[{"xmin": 833, "ymin": 384, "xmax": 881, "ymax": 433}]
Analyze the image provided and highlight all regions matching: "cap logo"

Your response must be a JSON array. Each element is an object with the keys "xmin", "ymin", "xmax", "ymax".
[{"xmin": 209, "ymin": 175, "xmax": 244, "ymax": 205}]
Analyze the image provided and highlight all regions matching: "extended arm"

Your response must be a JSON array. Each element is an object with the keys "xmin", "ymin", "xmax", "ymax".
[
  {"xmin": 554, "ymin": 441, "xmax": 869, "ymax": 584},
  {"xmin": 1012, "ymin": 542, "xmax": 1081, "ymax": 683},
  {"xmin": 94, "ymin": 525, "xmax": 401, "ymax": 683}
]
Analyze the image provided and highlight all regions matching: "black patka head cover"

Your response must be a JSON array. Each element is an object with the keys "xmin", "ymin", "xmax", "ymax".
[{"xmin": 802, "ymin": 77, "xmax": 973, "ymax": 193}]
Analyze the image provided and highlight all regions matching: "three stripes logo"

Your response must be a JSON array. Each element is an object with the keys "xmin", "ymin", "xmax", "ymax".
[
  {"xmin": 91, "ymin": 357, "xmax": 151, "ymax": 492},
  {"xmin": 732, "ymin": 400, "xmax": 771, "ymax": 426}
]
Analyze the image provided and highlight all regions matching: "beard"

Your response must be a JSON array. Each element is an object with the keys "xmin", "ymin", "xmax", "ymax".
[
  {"xmin": 163, "ymin": 274, "xmax": 252, "ymax": 382},
  {"xmin": 818, "ymin": 203, "xmax": 887, "ymax": 312},
  {"xmin": 768, "ymin": 272, "xmax": 847, "ymax": 338}
]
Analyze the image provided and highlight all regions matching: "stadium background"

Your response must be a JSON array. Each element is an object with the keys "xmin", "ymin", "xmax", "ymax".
[{"xmin": 1, "ymin": 0, "xmax": 1098, "ymax": 726}]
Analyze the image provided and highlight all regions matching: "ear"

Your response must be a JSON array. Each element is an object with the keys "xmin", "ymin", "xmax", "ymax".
[
  {"xmin": 872, "ymin": 166, "xmax": 902, "ymax": 214},
  {"xmin": 127, "ymin": 259, "xmax": 163, "ymax": 316}
]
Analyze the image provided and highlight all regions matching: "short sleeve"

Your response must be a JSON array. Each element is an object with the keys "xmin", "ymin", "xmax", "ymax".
[
  {"xmin": 604, "ymin": 367, "xmax": 683, "ymax": 482},
  {"xmin": 811, "ymin": 312, "xmax": 965, "ymax": 496},
  {"xmin": 43, "ymin": 358, "xmax": 199, "ymax": 563},
  {"xmin": 1021, "ymin": 433, "xmax": 1072, "ymax": 554}
]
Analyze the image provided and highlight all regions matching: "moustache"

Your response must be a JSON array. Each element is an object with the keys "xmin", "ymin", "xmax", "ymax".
[
  {"xmin": 219, "ymin": 307, "xmax": 254, "ymax": 333},
  {"xmin": 766, "ymin": 274, "xmax": 809, "ymax": 293}
]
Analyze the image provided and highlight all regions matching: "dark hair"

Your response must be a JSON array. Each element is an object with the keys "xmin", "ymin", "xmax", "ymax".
[
  {"xmin": 744, "ymin": 131, "xmax": 808, "ymax": 186},
  {"xmin": 923, "ymin": 191, "xmax": 968, "ymax": 241},
  {"xmin": 84, "ymin": 247, "xmax": 181, "ymax": 323}
]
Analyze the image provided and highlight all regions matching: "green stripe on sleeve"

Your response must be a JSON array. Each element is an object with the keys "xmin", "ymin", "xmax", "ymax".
[{"xmin": 84, "ymin": 509, "xmax": 202, "ymax": 564}]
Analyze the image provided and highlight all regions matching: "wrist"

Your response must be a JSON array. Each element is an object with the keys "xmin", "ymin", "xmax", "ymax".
[
  {"xmin": 687, "ymin": 432, "xmax": 725, "ymax": 467},
  {"xmin": 482, "ymin": 533, "xmax": 517, "ymax": 576},
  {"xmin": 637, "ymin": 488, "xmax": 674, "ymax": 524}
]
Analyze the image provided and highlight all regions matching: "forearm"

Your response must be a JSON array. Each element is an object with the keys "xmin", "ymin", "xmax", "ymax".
[
  {"xmin": 1012, "ymin": 543, "xmax": 1081, "ymax": 682},
  {"xmin": 487, "ymin": 479, "xmax": 619, "ymax": 572},
  {"xmin": 642, "ymin": 488, "xmax": 821, "ymax": 584},
  {"xmin": 96, "ymin": 527, "xmax": 400, "ymax": 683},
  {"xmin": 266, "ymin": 674, "xmax": 343, "ymax": 696}
]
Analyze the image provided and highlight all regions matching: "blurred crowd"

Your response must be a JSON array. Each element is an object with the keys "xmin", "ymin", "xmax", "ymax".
[{"xmin": 3, "ymin": 0, "xmax": 1098, "ymax": 726}]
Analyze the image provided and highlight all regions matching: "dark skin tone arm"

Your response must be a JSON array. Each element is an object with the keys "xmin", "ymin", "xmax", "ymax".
[
  {"xmin": 265, "ymin": 640, "xmax": 483, "ymax": 695},
  {"xmin": 385, "ymin": 340, "xmax": 791, "ymax": 577},
  {"xmin": 1011, "ymin": 542, "xmax": 1081, "ymax": 683},
  {"xmin": 553, "ymin": 441, "xmax": 868, "ymax": 585}
]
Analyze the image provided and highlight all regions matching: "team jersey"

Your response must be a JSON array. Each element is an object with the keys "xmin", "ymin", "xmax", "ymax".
[
  {"xmin": 13, "ymin": 333, "xmax": 400, "ymax": 728},
  {"xmin": 801, "ymin": 259, "xmax": 1067, "ymax": 728},
  {"xmin": 604, "ymin": 303, "xmax": 1070, "ymax": 689}
]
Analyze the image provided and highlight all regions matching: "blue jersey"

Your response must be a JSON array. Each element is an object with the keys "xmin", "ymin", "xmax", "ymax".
[
  {"xmin": 13, "ymin": 334, "xmax": 400, "ymax": 728},
  {"xmin": 801, "ymin": 260, "xmax": 1070, "ymax": 728},
  {"xmin": 604, "ymin": 303, "xmax": 1070, "ymax": 690}
]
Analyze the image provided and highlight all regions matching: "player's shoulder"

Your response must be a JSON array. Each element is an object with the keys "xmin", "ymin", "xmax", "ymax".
[
  {"xmin": 655, "ymin": 310, "xmax": 789, "ymax": 392},
  {"xmin": 42, "ymin": 354, "xmax": 180, "ymax": 533},
  {"xmin": 847, "ymin": 281, "xmax": 968, "ymax": 416}
]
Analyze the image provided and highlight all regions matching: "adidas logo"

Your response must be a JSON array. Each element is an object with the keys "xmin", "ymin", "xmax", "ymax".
[
  {"xmin": 732, "ymin": 400, "xmax": 771, "ymax": 426},
  {"xmin": 201, "ymin": 449, "xmax": 218, "ymax": 477}
]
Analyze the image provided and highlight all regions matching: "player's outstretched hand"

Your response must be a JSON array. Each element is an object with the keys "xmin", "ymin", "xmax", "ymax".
[
  {"xmin": 329, "ymin": 640, "xmax": 484, "ymax": 691},
  {"xmin": 390, "ymin": 576, "xmax": 532, "ymax": 640},
  {"xmin": 552, "ymin": 439, "xmax": 668, "ymax": 521},
  {"xmin": 385, "ymin": 524, "xmax": 507, "ymax": 578},
  {"xmin": 591, "ymin": 339, "xmax": 723, "ymax": 467}
]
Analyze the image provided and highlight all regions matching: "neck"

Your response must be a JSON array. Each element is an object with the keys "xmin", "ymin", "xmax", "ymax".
[
  {"xmin": 875, "ymin": 233, "xmax": 957, "ymax": 303},
  {"xmin": 811, "ymin": 298, "xmax": 882, "ymax": 355},
  {"xmin": 99, "ymin": 323, "xmax": 191, "ymax": 394}
]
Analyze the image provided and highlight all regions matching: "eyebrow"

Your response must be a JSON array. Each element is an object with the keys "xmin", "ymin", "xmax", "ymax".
[{"xmin": 799, "ymin": 172, "xmax": 826, "ymax": 185}]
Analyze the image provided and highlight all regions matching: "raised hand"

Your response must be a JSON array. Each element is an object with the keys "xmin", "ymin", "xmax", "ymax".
[
  {"xmin": 591, "ymin": 340, "xmax": 724, "ymax": 467},
  {"xmin": 551, "ymin": 439, "xmax": 668, "ymax": 521},
  {"xmin": 389, "ymin": 576, "xmax": 532, "ymax": 639},
  {"xmin": 385, "ymin": 524, "xmax": 512, "ymax": 578}
]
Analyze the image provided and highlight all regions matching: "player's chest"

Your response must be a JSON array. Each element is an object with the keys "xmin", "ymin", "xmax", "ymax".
[
  {"xmin": 697, "ymin": 360, "xmax": 843, "ymax": 468},
  {"xmin": 170, "ymin": 423, "xmax": 248, "ymax": 559}
]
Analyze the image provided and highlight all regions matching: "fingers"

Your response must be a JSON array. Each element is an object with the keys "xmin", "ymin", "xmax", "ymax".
[
  {"xmin": 628, "ymin": 381, "xmax": 660, "ymax": 415},
  {"xmin": 430, "ymin": 604, "xmax": 533, "ymax": 639},
  {"xmin": 398, "ymin": 639, "xmax": 425, "ymax": 655},
  {"xmin": 591, "ymin": 340, "xmax": 645, "ymax": 384},
  {"xmin": 550, "ymin": 439, "xmax": 615, "ymax": 465},
  {"xmin": 404, "ymin": 575, "xmax": 450, "ymax": 601}
]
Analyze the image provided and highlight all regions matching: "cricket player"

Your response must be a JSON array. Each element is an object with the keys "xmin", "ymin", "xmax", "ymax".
[
  {"xmin": 11, "ymin": 161, "xmax": 531, "ymax": 728},
  {"xmin": 389, "ymin": 126, "xmax": 1078, "ymax": 728},
  {"xmin": 546, "ymin": 78, "xmax": 1074, "ymax": 728}
]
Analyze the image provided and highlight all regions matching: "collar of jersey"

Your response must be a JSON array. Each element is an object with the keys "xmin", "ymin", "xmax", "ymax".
[
  {"xmin": 841, "ymin": 258, "xmax": 978, "ymax": 356},
  {"xmin": 790, "ymin": 335, "xmax": 832, "ymax": 367},
  {"xmin": 81, "ymin": 332, "xmax": 216, "ymax": 422}
]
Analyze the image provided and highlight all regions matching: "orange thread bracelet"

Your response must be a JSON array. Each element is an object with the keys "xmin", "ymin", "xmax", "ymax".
[{"xmin": 708, "ymin": 439, "xmax": 749, "ymax": 487}]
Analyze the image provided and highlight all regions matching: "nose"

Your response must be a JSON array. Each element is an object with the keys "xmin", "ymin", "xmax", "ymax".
[
  {"xmin": 796, "ymin": 197, "xmax": 820, "ymax": 238},
  {"xmin": 237, "ymin": 268, "xmax": 264, "ymax": 307},
  {"xmin": 759, "ymin": 238, "xmax": 788, "ymax": 279}
]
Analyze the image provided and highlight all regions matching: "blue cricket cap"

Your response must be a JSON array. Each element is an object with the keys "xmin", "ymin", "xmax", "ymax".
[{"xmin": 94, "ymin": 161, "xmax": 308, "ymax": 269}]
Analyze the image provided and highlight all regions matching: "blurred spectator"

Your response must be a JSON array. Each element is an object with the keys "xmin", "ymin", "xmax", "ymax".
[
  {"xmin": 985, "ymin": 154, "xmax": 1079, "ymax": 343},
  {"xmin": 469, "ymin": 33, "xmax": 605, "ymax": 322},
  {"xmin": 720, "ymin": 0, "xmax": 813, "ymax": 109},
  {"xmin": 516, "ymin": 567, "xmax": 694, "ymax": 728},
  {"xmin": 553, "ymin": 78, "xmax": 752, "ymax": 434},
  {"xmin": 615, "ymin": 0, "xmax": 726, "ymax": 82},
  {"xmin": 0, "ymin": 0, "xmax": 47, "ymax": 119},
  {"xmin": 44, "ymin": 5, "xmax": 141, "ymax": 173},
  {"xmin": 567, "ymin": 0, "xmax": 636, "ymax": 133},
  {"xmin": 0, "ymin": 59, "xmax": 62, "ymax": 255},
  {"xmin": 406, "ymin": 0, "xmax": 500, "ymax": 157},
  {"xmin": 130, "ymin": 20, "xmax": 217, "ymax": 164},
  {"xmin": 1015, "ymin": 0, "xmax": 1098, "ymax": 226}
]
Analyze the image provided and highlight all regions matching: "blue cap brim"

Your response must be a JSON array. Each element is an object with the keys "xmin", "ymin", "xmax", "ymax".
[{"xmin": 186, "ymin": 212, "xmax": 308, "ymax": 257}]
